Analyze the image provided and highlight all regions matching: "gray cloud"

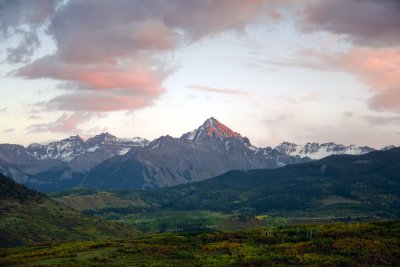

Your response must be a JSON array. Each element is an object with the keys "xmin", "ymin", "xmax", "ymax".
[
  {"xmin": 343, "ymin": 112, "xmax": 353, "ymax": 118},
  {"xmin": 0, "ymin": 0, "xmax": 56, "ymax": 32},
  {"xmin": 46, "ymin": 90, "xmax": 153, "ymax": 112},
  {"xmin": 0, "ymin": 0, "xmax": 58, "ymax": 63},
  {"xmin": 45, "ymin": 0, "xmax": 269, "ymax": 63},
  {"xmin": 364, "ymin": 115, "xmax": 400, "ymax": 125},
  {"xmin": 188, "ymin": 85, "xmax": 250, "ymax": 96},
  {"xmin": 6, "ymin": 29, "xmax": 40, "ymax": 63},
  {"xmin": 284, "ymin": 92, "xmax": 323, "ymax": 104},
  {"xmin": 27, "ymin": 112, "xmax": 94, "ymax": 133},
  {"xmin": 29, "ymin": 115, "xmax": 42, "ymax": 119},
  {"xmin": 301, "ymin": 0, "xmax": 400, "ymax": 47}
]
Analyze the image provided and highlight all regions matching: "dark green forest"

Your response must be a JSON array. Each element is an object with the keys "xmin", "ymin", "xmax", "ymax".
[
  {"xmin": 137, "ymin": 148, "xmax": 400, "ymax": 217},
  {"xmin": 0, "ymin": 173, "xmax": 135, "ymax": 248}
]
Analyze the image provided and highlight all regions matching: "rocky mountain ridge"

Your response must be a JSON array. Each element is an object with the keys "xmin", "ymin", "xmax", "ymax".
[
  {"xmin": 81, "ymin": 118, "xmax": 377, "ymax": 190},
  {"xmin": 274, "ymin": 141, "xmax": 375, "ymax": 160},
  {"xmin": 0, "ymin": 117, "xmax": 389, "ymax": 191},
  {"xmin": 27, "ymin": 133, "xmax": 149, "ymax": 162}
]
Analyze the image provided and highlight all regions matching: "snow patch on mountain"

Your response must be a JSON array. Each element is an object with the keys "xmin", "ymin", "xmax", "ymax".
[
  {"xmin": 26, "ymin": 133, "xmax": 149, "ymax": 162},
  {"xmin": 381, "ymin": 145, "xmax": 397, "ymax": 151},
  {"xmin": 275, "ymin": 142, "xmax": 375, "ymax": 160},
  {"xmin": 118, "ymin": 147, "xmax": 131, "ymax": 155}
]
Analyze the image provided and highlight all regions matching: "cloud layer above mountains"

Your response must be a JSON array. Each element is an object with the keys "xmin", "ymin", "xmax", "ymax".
[
  {"xmin": 0, "ymin": 0, "xmax": 399, "ymax": 139},
  {"xmin": 4, "ymin": 0, "xmax": 269, "ymax": 115}
]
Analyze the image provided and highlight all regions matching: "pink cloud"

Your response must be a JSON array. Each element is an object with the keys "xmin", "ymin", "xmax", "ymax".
[
  {"xmin": 17, "ymin": 56, "xmax": 166, "ymax": 93},
  {"xmin": 262, "ymin": 46, "xmax": 400, "ymax": 113},
  {"xmin": 266, "ymin": 8, "xmax": 283, "ymax": 20},
  {"xmin": 78, "ymin": 67, "xmax": 164, "ymax": 94},
  {"xmin": 334, "ymin": 48, "xmax": 400, "ymax": 112},
  {"xmin": 337, "ymin": 49, "xmax": 400, "ymax": 93},
  {"xmin": 370, "ymin": 89, "xmax": 400, "ymax": 113},
  {"xmin": 17, "ymin": 55, "xmax": 167, "ymax": 113}
]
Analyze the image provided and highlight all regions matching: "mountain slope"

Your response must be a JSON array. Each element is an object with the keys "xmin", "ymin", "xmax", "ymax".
[
  {"xmin": 0, "ymin": 173, "xmax": 134, "ymax": 247},
  {"xmin": 135, "ymin": 148, "xmax": 400, "ymax": 217},
  {"xmin": 83, "ymin": 118, "xmax": 306, "ymax": 189},
  {"xmin": 0, "ymin": 172, "xmax": 44, "ymax": 202},
  {"xmin": 0, "ymin": 144, "xmax": 68, "ymax": 187}
]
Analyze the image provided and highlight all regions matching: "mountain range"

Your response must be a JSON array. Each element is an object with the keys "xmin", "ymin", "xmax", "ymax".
[
  {"xmin": 0, "ymin": 117, "xmax": 382, "ymax": 191},
  {"xmin": 0, "ymin": 132, "xmax": 149, "ymax": 191}
]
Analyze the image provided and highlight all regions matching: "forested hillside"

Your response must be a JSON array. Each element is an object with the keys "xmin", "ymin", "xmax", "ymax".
[{"xmin": 0, "ymin": 173, "xmax": 135, "ymax": 247}]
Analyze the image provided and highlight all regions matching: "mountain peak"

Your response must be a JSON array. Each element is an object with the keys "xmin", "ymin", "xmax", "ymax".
[
  {"xmin": 86, "ymin": 132, "xmax": 117, "ymax": 144},
  {"xmin": 63, "ymin": 135, "xmax": 84, "ymax": 143},
  {"xmin": 98, "ymin": 132, "xmax": 116, "ymax": 139},
  {"xmin": 202, "ymin": 117, "xmax": 241, "ymax": 139},
  {"xmin": 182, "ymin": 117, "xmax": 242, "ymax": 141},
  {"xmin": 204, "ymin": 116, "xmax": 218, "ymax": 124}
]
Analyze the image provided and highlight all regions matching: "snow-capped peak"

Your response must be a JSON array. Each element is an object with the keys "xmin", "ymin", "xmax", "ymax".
[
  {"xmin": 181, "ymin": 117, "xmax": 242, "ymax": 141},
  {"xmin": 86, "ymin": 132, "xmax": 117, "ymax": 145}
]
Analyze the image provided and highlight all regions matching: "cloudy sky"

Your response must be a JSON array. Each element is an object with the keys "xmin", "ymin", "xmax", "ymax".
[{"xmin": 0, "ymin": 0, "xmax": 399, "ymax": 148}]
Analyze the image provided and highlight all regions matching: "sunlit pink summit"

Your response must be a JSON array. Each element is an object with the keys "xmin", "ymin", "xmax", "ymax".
[
  {"xmin": 203, "ymin": 117, "xmax": 242, "ymax": 139},
  {"xmin": 182, "ymin": 117, "xmax": 242, "ymax": 142}
]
